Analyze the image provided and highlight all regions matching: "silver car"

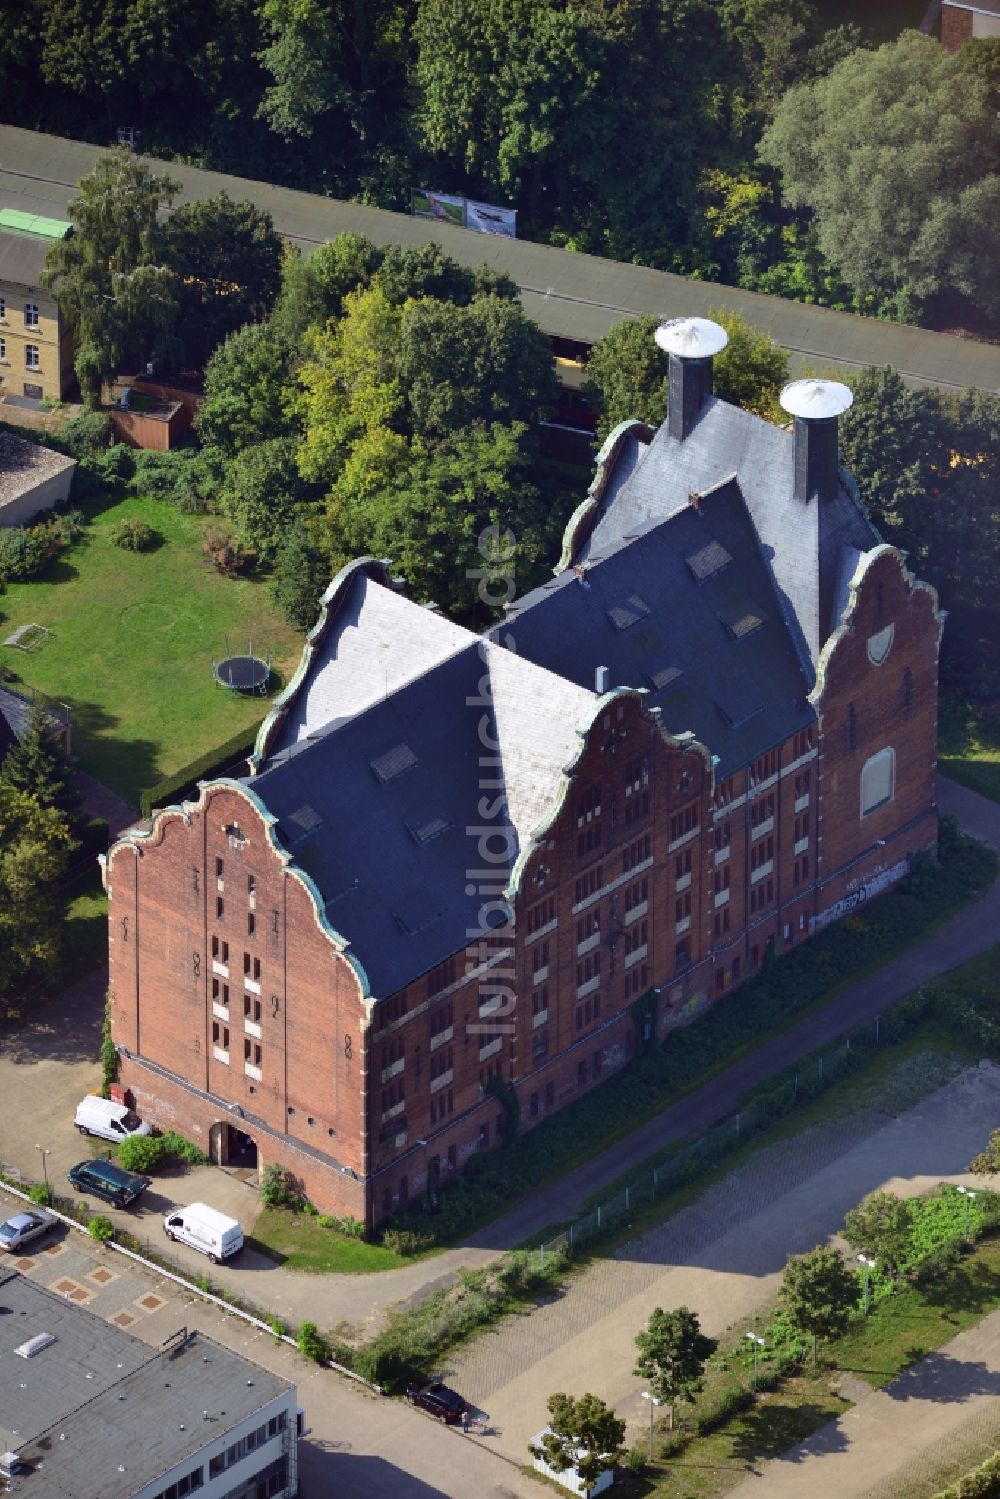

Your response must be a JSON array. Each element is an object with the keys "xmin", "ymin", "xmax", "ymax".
[{"xmin": 0, "ymin": 1209, "xmax": 56, "ymax": 1253}]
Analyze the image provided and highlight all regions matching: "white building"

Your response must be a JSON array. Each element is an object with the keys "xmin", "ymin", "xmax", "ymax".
[{"xmin": 0, "ymin": 1267, "xmax": 301, "ymax": 1498}]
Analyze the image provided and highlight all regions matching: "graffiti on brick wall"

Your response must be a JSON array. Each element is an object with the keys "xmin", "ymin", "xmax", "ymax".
[{"xmin": 811, "ymin": 858, "xmax": 909, "ymax": 935}]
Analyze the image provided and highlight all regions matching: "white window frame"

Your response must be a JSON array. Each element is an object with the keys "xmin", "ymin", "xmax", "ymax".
[
  {"xmin": 25, "ymin": 344, "xmax": 40, "ymax": 370},
  {"xmin": 24, "ymin": 303, "xmax": 39, "ymax": 328},
  {"xmin": 860, "ymin": 747, "xmax": 895, "ymax": 817}
]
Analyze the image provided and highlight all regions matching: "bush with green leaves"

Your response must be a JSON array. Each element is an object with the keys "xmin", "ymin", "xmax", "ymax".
[
  {"xmin": 117, "ymin": 1130, "xmax": 207, "ymax": 1173},
  {"xmin": 109, "ymin": 517, "xmax": 160, "ymax": 552},
  {"xmin": 28, "ymin": 1182, "xmax": 53, "ymax": 1207},
  {"xmin": 932, "ymin": 1450, "xmax": 1000, "ymax": 1499},
  {"xmin": 88, "ymin": 1215, "xmax": 115, "ymax": 1242},
  {"xmin": 317, "ymin": 1213, "xmax": 367, "ymax": 1238},
  {"xmin": 259, "ymin": 1163, "xmax": 306, "ymax": 1209},
  {"xmin": 60, "ymin": 409, "xmax": 113, "ymax": 460},
  {"xmin": 295, "ymin": 1320, "xmax": 330, "ymax": 1363},
  {"xmin": 381, "ymin": 1227, "xmax": 434, "ymax": 1256}
]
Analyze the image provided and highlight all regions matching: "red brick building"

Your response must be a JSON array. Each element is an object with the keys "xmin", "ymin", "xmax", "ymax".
[
  {"xmin": 103, "ymin": 319, "xmax": 943, "ymax": 1227},
  {"xmin": 940, "ymin": 0, "xmax": 1000, "ymax": 51}
]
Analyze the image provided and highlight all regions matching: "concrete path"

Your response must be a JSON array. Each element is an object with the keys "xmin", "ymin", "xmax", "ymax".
[
  {"xmin": 727, "ymin": 1311, "xmax": 1000, "ymax": 1499},
  {"xmin": 444, "ymin": 1063, "xmax": 1000, "ymax": 1465}
]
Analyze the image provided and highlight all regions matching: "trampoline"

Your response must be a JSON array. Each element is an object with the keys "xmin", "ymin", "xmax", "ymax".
[{"xmin": 213, "ymin": 654, "xmax": 270, "ymax": 695}]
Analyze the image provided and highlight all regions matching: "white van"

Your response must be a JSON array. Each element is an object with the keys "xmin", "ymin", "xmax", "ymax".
[
  {"xmin": 75, "ymin": 1095, "xmax": 152, "ymax": 1143},
  {"xmin": 163, "ymin": 1203, "xmax": 244, "ymax": 1263}
]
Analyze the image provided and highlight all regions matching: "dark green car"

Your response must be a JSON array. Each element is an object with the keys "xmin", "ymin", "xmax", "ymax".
[{"xmin": 67, "ymin": 1158, "xmax": 152, "ymax": 1208}]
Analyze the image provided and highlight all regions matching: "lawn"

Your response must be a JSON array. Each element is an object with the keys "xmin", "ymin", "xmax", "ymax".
[
  {"xmin": 0, "ymin": 492, "xmax": 302, "ymax": 807},
  {"xmin": 939, "ymin": 696, "xmax": 1000, "ymax": 807},
  {"xmin": 250, "ymin": 1205, "xmax": 427, "ymax": 1273}
]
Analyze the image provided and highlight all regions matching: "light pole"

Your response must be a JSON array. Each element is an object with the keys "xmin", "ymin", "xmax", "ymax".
[
  {"xmin": 640, "ymin": 1391, "xmax": 663, "ymax": 1460},
  {"xmin": 35, "ymin": 1145, "xmax": 51, "ymax": 1197},
  {"xmin": 957, "ymin": 1185, "xmax": 977, "ymax": 1243},
  {"xmin": 857, "ymin": 1254, "xmax": 877, "ymax": 1315},
  {"xmin": 746, "ymin": 1332, "xmax": 765, "ymax": 1390}
]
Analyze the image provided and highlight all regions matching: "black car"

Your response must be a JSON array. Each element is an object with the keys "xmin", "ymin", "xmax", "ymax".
[
  {"xmin": 406, "ymin": 1382, "xmax": 468, "ymax": 1424},
  {"xmin": 67, "ymin": 1158, "xmax": 151, "ymax": 1208}
]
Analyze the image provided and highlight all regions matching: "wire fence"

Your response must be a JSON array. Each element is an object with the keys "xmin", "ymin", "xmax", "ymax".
[{"xmin": 533, "ymin": 998, "xmax": 924, "ymax": 1266}]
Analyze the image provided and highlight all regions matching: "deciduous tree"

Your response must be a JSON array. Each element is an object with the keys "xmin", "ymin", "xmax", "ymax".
[
  {"xmin": 634, "ymin": 1306, "xmax": 717, "ymax": 1429},
  {"xmin": 529, "ymin": 1392, "xmax": 625, "ymax": 1489},
  {"xmin": 779, "ymin": 1245, "xmax": 859, "ymax": 1363},
  {"xmin": 842, "ymin": 1192, "xmax": 913, "ymax": 1279},
  {"xmin": 196, "ymin": 323, "xmax": 296, "ymax": 455},
  {"xmin": 758, "ymin": 33, "xmax": 1000, "ymax": 320}
]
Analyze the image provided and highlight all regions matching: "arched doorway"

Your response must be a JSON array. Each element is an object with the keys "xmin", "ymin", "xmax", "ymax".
[{"xmin": 208, "ymin": 1121, "xmax": 259, "ymax": 1180}]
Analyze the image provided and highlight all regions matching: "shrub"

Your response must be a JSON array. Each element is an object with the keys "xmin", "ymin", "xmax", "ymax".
[
  {"xmin": 259, "ymin": 1163, "xmax": 305, "ymax": 1209},
  {"xmin": 88, "ymin": 1215, "xmax": 114, "ymax": 1242},
  {"xmin": 28, "ymin": 1182, "xmax": 53, "ymax": 1207},
  {"xmin": 0, "ymin": 523, "xmax": 56, "ymax": 582},
  {"xmin": 318, "ymin": 1214, "xmax": 366, "ymax": 1238},
  {"xmin": 382, "ymin": 1227, "xmax": 435, "ymax": 1256},
  {"xmin": 623, "ymin": 1446, "xmax": 647, "ymax": 1474},
  {"xmin": 109, "ymin": 517, "xmax": 160, "ymax": 552},
  {"xmin": 202, "ymin": 522, "xmax": 252, "ymax": 576},
  {"xmin": 269, "ymin": 1317, "xmax": 285, "ymax": 1341},
  {"xmin": 295, "ymin": 1321, "xmax": 330, "ymax": 1363},
  {"xmin": 117, "ymin": 1130, "xmax": 207, "ymax": 1173},
  {"xmin": 694, "ymin": 1388, "xmax": 754, "ymax": 1436},
  {"xmin": 60, "ymin": 409, "xmax": 113, "ymax": 459},
  {"xmin": 100, "ymin": 993, "xmax": 118, "ymax": 1097},
  {"xmin": 933, "ymin": 1451, "xmax": 1000, "ymax": 1498}
]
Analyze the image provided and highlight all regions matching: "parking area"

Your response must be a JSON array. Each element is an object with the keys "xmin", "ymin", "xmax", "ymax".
[{"xmin": 0, "ymin": 1187, "xmax": 536, "ymax": 1499}]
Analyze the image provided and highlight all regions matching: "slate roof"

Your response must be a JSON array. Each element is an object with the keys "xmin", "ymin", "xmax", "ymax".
[
  {"xmin": 572, "ymin": 397, "xmax": 880, "ymax": 675},
  {"xmin": 0, "ymin": 1269, "xmax": 291, "ymax": 1498},
  {"xmin": 499, "ymin": 479, "xmax": 816, "ymax": 777},
  {"xmin": 0, "ymin": 227, "xmax": 49, "ymax": 289},
  {"xmin": 251, "ymin": 600, "xmax": 594, "ymax": 996}
]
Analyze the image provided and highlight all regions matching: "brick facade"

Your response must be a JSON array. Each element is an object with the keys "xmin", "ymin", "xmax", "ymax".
[
  {"xmin": 941, "ymin": 4, "xmax": 974, "ymax": 50},
  {"xmin": 106, "ymin": 534, "xmax": 941, "ymax": 1225}
]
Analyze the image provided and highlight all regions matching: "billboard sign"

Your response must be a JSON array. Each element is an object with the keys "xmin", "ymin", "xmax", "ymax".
[
  {"xmin": 464, "ymin": 199, "xmax": 517, "ymax": 237},
  {"xmin": 412, "ymin": 190, "xmax": 517, "ymax": 238},
  {"xmin": 411, "ymin": 189, "xmax": 465, "ymax": 227}
]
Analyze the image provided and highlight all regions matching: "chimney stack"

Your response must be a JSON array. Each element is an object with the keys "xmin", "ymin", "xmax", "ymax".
[
  {"xmin": 779, "ymin": 379, "xmax": 853, "ymax": 505},
  {"xmin": 655, "ymin": 317, "xmax": 729, "ymax": 441}
]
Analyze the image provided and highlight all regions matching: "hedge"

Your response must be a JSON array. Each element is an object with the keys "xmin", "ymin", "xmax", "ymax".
[
  {"xmin": 139, "ymin": 725, "xmax": 260, "ymax": 817},
  {"xmin": 934, "ymin": 1453, "xmax": 1000, "ymax": 1499},
  {"xmin": 388, "ymin": 819, "xmax": 995, "ymax": 1245}
]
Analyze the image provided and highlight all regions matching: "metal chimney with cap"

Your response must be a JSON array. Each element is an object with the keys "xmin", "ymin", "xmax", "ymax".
[
  {"xmin": 655, "ymin": 317, "xmax": 729, "ymax": 441},
  {"xmin": 779, "ymin": 379, "xmax": 853, "ymax": 505}
]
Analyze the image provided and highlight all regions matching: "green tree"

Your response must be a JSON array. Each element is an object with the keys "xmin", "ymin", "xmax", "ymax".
[
  {"xmin": 634, "ymin": 1306, "xmax": 717, "ymax": 1430},
  {"xmin": 842, "ymin": 1191, "xmax": 913, "ymax": 1278},
  {"xmin": 779, "ymin": 1245, "xmax": 859, "ymax": 1363},
  {"xmin": 39, "ymin": 0, "xmax": 182, "ymax": 118},
  {"xmin": 163, "ymin": 194, "xmax": 284, "ymax": 367},
  {"xmin": 0, "ymin": 708, "xmax": 81, "ymax": 825},
  {"xmin": 758, "ymin": 33, "xmax": 1000, "ymax": 320},
  {"xmin": 196, "ymin": 323, "xmax": 296, "ymax": 455},
  {"xmin": 529, "ymin": 1392, "xmax": 625, "ymax": 1489},
  {"xmin": 397, "ymin": 294, "xmax": 556, "ymax": 440},
  {"xmin": 324, "ymin": 422, "xmax": 545, "ymax": 618},
  {"xmin": 219, "ymin": 437, "xmax": 311, "ymax": 561},
  {"xmin": 970, "ymin": 1129, "xmax": 1000, "ymax": 1177},
  {"xmin": 43, "ymin": 147, "xmax": 181, "ymax": 404},
  {"xmin": 43, "ymin": 148, "xmax": 181, "ymax": 404},
  {"xmin": 255, "ymin": 0, "xmax": 349, "ymax": 140},
  {"xmin": 0, "ymin": 784, "xmax": 75, "ymax": 994},
  {"xmin": 377, "ymin": 243, "xmax": 517, "ymax": 309},
  {"xmin": 838, "ymin": 366, "xmax": 940, "ymax": 533},
  {"xmin": 711, "ymin": 306, "xmax": 788, "ymax": 419},
  {"xmin": 270, "ymin": 517, "xmax": 328, "ymax": 630}
]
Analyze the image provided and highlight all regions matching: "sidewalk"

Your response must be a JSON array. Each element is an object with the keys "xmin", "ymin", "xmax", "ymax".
[{"xmin": 727, "ymin": 1309, "xmax": 1000, "ymax": 1498}]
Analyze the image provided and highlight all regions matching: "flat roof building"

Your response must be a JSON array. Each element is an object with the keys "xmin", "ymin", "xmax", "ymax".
[{"xmin": 0, "ymin": 1266, "xmax": 300, "ymax": 1499}]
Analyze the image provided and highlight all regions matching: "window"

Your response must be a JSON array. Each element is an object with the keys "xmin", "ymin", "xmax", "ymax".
[
  {"xmin": 669, "ymin": 803, "xmax": 699, "ymax": 843},
  {"xmin": 248, "ymin": 911, "xmax": 256, "ymax": 937},
  {"xmin": 244, "ymin": 952, "xmax": 260, "ymax": 982},
  {"xmin": 675, "ymin": 891, "xmax": 692, "ymax": 926},
  {"xmin": 0, "ymin": 337, "xmax": 5, "ymax": 360},
  {"xmin": 794, "ymin": 811, "xmax": 810, "ymax": 843},
  {"xmin": 211, "ymin": 936, "xmax": 229, "ymax": 965},
  {"xmin": 861, "ymin": 747, "xmax": 895, "ymax": 816},
  {"xmin": 794, "ymin": 768, "xmax": 811, "ymax": 801},
  {"xmin": 714, "ymin": 822, "xmax": 731, "ymax": 853},
  {"xmin": 533, "ymin": 1029, "xmax": 548, "ymax": 1062},
  {"xmin": 212, "ymin": 1022, "xmax": 230, "ymax": 1056},
  {"xmin": 216, "ymin": 895, "xmax": 225, "ymax": 920},
  {"xmin": 792, "ymin": 726, "xmax": 815, "ymax": 758},
  {"xmin": 576, "ymin": 783, "xmax": 602, "ymax": 857},
  {"xmin": 216, "ymin": 857, "xmax": 225, "ymax": 882},
  {"xmin": 532, "ymin": 985, "xmax": 549, "ymax": 1020},
  {"xmin": 427, "ymin": 956, "xmax": 457, "ymax": 997},
  {"xmin": 714, "ymin": 775, "xmax": 735, "ymax": 808},
  {"xmin": 675, "ymin": 847, "xmax": 692, "ymax": 882},
  {"xmin": 244, "ymin": 994, "xmax": 261, "ymax": 1022},
  {"xmin": 713, "ymin": 906, "xmax": 731, "ymax": 938},
  {"xmin": 429, "ymin": 1000, "xmax": 454, "ymax": 1040},
  {"xmin": 623, "ymin": 834, "xmax": 651, "ymax": 872},
  {"xmin": 750, "ymin": 749, "xmax": 779, "ymax": 783},
  {"xmin": 574, "ymin": 866, "xmax": 602, "ymax": 904},
  {"xmin": 244, "ymin": 1038, "xmax": 262, "ymax": 1069},
  {"xmin": 713, "ymin": 866, "xmax": 730, "ymax": 896},
  {"xmin": 24, "ymin": 303, "xmax": 39, "ymax": 328},
  {"xmin": 625, "ymin": 875, "xmax": 648, "ymax": 913},
  {"xmin": 25, "ymin": 343, "xmax": 40, "ymax": 369},
  {"xmin": 623, "ymin": 757, "xmax": 650, "ymax": 824},
  {"xmin": 526, "ymin": 895, "xmax": 556, "ymax": 934},
  {"xmin": 576, "ymin": 913, "xmax": 599, "ymax": 948},
  {"xmin": 625, "ymin": 961, "xmax": 649, "ymax": 997},
  {"xmin": 793, "ymin": 853, "xmax": 810, "ymax": 886},
  {"xmin": 430, "ymin": 1047, "xmax": 453, "ymax": 1084},
  {"xmin": 750, "ymin": 836, "xmax": 774, "ymax": 871},
  {"xmin": 0, "ymin": 296, "xmax": 5, "ymax": 319},
  {"xmin": 750, "ymin": 792, "xmax": 775, "ymax": 829},
  {"xmin": 749, "ymin": 877, "xmax": 774, "ymax": 913}
]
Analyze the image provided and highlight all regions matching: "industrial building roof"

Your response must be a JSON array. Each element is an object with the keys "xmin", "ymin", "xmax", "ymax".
[
  {"xmin": 0, "ymin": 227, "xmax": 51, "ymax": 289},
  {"xmin": 0, "ymin": 124, "xmax": 997, "ymax": 394},
  {"xmin": 0, "ymin": 1267, "xmax": 292, "ymax": 1498}
]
